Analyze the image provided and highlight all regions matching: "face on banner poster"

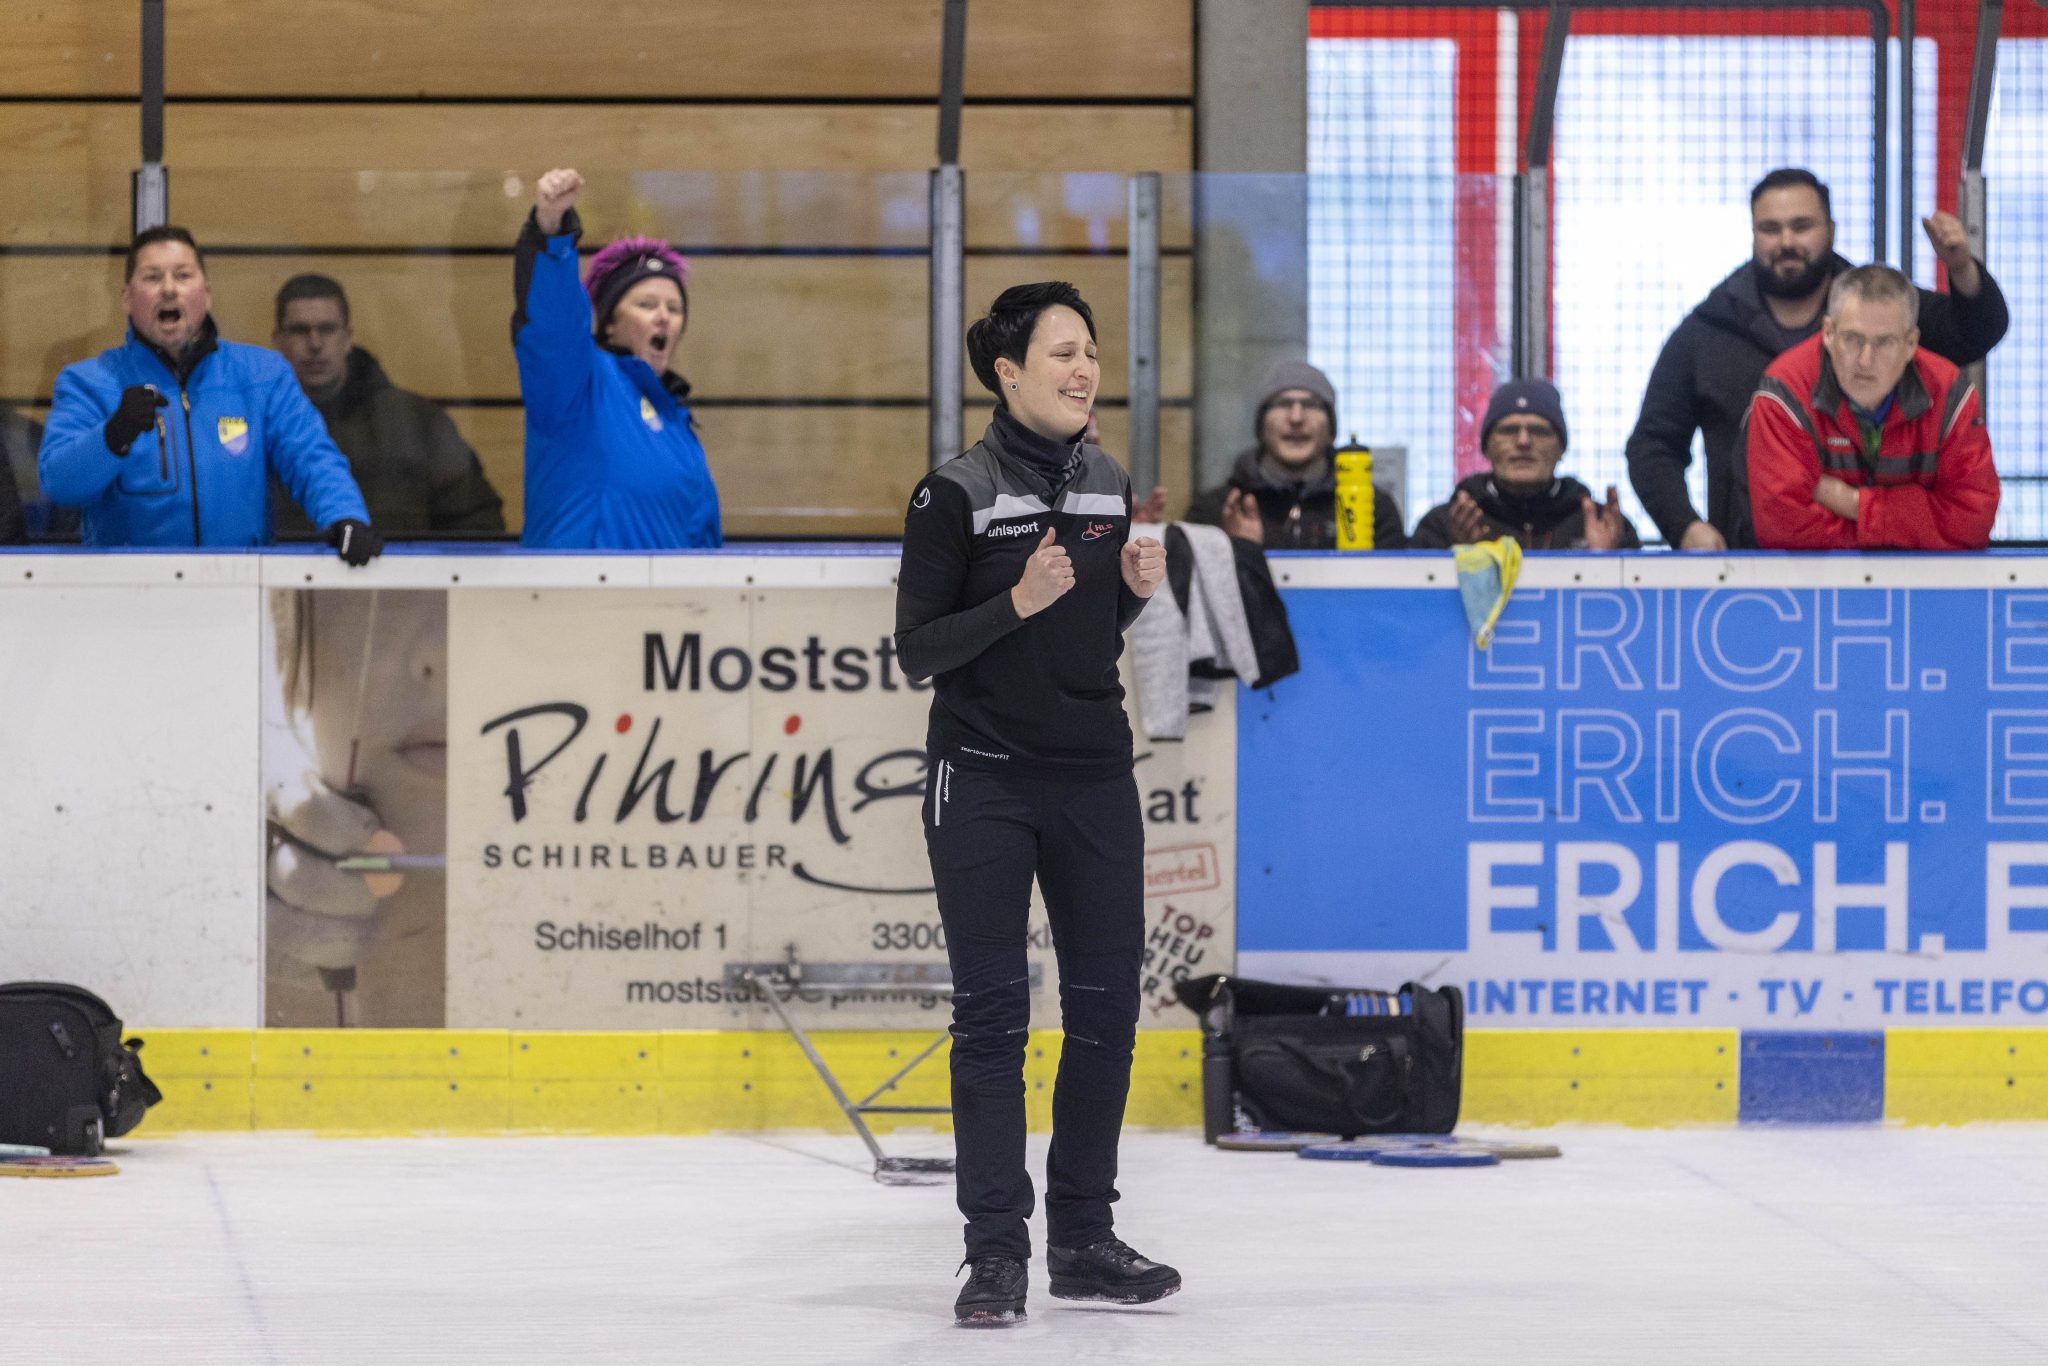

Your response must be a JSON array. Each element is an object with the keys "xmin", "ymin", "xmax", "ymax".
[
  {"xmin": 262, "ymin": 588, "xmax": 449, "ymax": 1027},
  {"xmin": 445, "ymin": 584, "xmax": 1235, "ymax": 1030}
]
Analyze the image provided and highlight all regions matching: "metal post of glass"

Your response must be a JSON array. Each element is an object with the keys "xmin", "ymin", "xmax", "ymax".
[
  {"xmin": 1127, "ymin": 172, "xmax": 1163, "ymax": 501},
  {"xmin": 132, "ymin": 0, "xmax": 167, "ymax": 232},
  {"xmin": 929, "ymin": 166, "xmax": 965, "ymax": 470}
]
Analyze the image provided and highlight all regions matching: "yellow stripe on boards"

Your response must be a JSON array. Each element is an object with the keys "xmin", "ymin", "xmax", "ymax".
[
  {"xmin": 1462, "ymin": 1030, "xmax": 1739, "ymax": 1127},
  {"xmin": 129, "ymin": 1027, "xmax": 2048, "ymax": 1135},
  {"xmin": 1886, "ymin": 1030, "xmax": 2048, "ymax": 1125}
]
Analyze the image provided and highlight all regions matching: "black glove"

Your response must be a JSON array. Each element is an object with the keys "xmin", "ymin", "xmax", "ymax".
[
  {"xmin": 323, "ymin": 518, "xmax": 382, "ymax": 567},
  {"xmin": 104, "ymin": 385, "xmax": 169, "ymax": 456}
]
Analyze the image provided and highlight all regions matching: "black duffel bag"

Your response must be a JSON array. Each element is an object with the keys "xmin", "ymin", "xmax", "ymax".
[
  {"xmin": 0, "ymin": 982, "xmax": 162, "ymax": 1155},
  {"xmin": 1176, "ymin": 974, "xmax": 1463, "ymax": 1141}
]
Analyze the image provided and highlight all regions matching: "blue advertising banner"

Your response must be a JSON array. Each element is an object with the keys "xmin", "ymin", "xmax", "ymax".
[{"xmin": 1238, "ymin": 563, "xmax": 2048, "ymax": 1027}]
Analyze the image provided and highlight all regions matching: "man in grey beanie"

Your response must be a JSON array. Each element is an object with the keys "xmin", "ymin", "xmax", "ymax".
[
  {"xmin": 1411, "ymin": 378, "xmax": 1638, "ymax": 550},
  {"xmin": 1183, "ymin": 360, "xmax": 1406, "ymax": 548}
]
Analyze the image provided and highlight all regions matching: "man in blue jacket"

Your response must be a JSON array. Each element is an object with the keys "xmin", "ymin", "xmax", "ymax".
[{"xmin": 39, "ymin": 226, "xmax": 379, "ymax": 562}]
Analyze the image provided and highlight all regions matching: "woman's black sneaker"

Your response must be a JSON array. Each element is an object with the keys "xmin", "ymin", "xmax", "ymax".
[
  {"xmin": 954, "ymin": 1256, "xmax": 1028, "ymax": 1325},
  {"xmin": 1046, "ymin": 1238, "xmax": 1182, "ymax": 1304}
]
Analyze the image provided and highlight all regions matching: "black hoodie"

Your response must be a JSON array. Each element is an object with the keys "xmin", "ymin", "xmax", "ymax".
[
  {"xmin": 271, "ymin": 347, "xmax": 505, "ymax": 538},
  {"xmin": 1410, "ymin": 472, "xmax": 1642, "ymax": 551},
  {"xmin": 1625, "ymin": 251, "xmax": 2008, "ymax": 548}
]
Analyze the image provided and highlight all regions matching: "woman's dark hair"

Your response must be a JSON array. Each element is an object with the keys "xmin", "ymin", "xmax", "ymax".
[{"xmin": 965, "ymin": 282, "xmax": 1096, "ymax": 398}]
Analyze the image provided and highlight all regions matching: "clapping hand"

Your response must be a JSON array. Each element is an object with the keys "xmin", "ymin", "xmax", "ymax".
[
  {"xmin": 1448, "ymin": 490, "xmax": 1490, "ymax": 545},
  {"xmin": 1133, "ymin": 485, "xmax": 1168, "ymax": 525},
  {"xmin": 1580, "ymin": 485, "xmax": 1627, "ymax": 550},
  {"xmin": 1220, "ymin": 488, "xmax": 1263, "ymax": 544}
]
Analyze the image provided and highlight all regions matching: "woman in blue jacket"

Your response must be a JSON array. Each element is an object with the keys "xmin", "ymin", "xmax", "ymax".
[{"xmin": 512, "ymin": 168, "xmax": 722, "ymax": 550}]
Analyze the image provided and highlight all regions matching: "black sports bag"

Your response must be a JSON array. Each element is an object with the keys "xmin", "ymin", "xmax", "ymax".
[
  {"xmin": 1176, "ymin": 974, "xmax": 1463, "ymax": 1141},
  {"xmin": 0, "ymin": 982, "xmax": 162, "ymax": 1155}
]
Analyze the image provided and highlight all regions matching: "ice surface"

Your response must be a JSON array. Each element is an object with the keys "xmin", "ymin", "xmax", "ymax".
[{"xmin": 4, "ymin": 1125, "xmax": 2045, "ymax": 1364}]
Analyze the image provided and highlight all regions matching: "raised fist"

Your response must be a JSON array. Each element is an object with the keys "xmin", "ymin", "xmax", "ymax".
[
  {"xmin": 1921, "ymin": 211, "xmax": 1982, "ymax": 296},
  {"xmin": 1121, "ymin": 536, "xmax": 1165, "ymax": 598},
  {"xmin": 536, "ymin": 168, "xmax": 585, "ymax": 236},
  {"xmin": 104, "ymin": 385, "xmax": 168, "ymax": 456},
  {"xmin": 1011, "ymin": 526, "xmax": 1075, "ymax": 618}
]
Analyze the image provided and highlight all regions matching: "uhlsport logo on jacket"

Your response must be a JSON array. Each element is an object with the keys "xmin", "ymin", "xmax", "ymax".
[{"xmin": 217, "ymin": 416, "xmax": 249, "ymax": 455}]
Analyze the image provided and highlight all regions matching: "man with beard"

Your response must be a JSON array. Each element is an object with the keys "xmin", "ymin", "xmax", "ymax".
[
  {"xmin": 38, "ymin": 227, "xmax": 377, "ymax": 560},
  {"xmin": 1626, "ymin": 168, "xmax": 2007, "ymax": 550}
]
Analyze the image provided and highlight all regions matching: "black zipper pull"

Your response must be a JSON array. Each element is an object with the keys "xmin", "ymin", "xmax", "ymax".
[{"xmin": 49, "ymin": 1021, "xmax": 76, "ymax": 1057}]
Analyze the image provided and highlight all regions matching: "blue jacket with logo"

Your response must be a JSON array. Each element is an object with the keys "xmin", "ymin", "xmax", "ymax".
[
  {"xmin": 39, "ymin": 323, "xmax": 369, "ymax": 547},
  {"xmin": 512, "ymin": 211, "xmax": 722, "ymax": 550}
]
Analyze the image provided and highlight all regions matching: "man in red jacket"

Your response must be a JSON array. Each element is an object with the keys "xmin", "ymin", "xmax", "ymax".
[{"xmin": 1746, "ymin": 264, "xmax": 1998, "ymax": 550}]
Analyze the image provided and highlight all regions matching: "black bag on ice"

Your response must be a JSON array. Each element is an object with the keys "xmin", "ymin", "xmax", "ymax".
[
  {"xmin": 1176, "ymin": 974, "xmax": 1463, "ymax": 1141},
  {"xmin": 0, "ymin": 982, "xmax": 162, "ymax": 1155}
]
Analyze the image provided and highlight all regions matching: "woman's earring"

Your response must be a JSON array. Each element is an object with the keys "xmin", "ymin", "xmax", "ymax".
[{"xmin": 1009, "ymin": 383, "xmax": 1018, "ymax": 391}]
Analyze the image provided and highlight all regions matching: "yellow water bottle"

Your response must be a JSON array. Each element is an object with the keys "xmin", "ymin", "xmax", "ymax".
[{"xmin": 1334, "ymin": 440, "xmax": 1374, "ymax": 550}]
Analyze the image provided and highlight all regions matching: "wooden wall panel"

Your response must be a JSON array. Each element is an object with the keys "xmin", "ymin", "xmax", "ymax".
[
  {"xmin": 0, "ymin": 257, "xmax": 126, "ymax": 398},
  {"xmin": 1, "ymin": 0, "xmax": 1194, "ymax": 539},
  {"xmin": 449, "ymin": 406, "xmax": 1194, "ymax": 539},
  {"xmin": 163, "ymin": 106, "xmax": 1195, "ymax": 175},
  {"xmin": 2, "ymin": 0, "xmax": 1191, "ymax": 100},
  {"xmin": 0, "ymin": 104, "xmax": 1193, "ymax": 249},
  {"xmin": 1, "ymin": 255, "xmax": 1193, "ymax": 406}
]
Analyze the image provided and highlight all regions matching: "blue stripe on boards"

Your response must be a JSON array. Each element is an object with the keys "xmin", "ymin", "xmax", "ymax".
[{"xmin": 1739, "ymin": 1031, "xmax": 1885, "ymax": 1123}]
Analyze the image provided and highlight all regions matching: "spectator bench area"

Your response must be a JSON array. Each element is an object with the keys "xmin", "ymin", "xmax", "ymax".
[{"xmin": 0, "ymin": 0, "xmax": 1202, "ymax": 537}]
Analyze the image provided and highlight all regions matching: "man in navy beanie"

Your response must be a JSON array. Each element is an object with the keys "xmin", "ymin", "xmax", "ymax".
[{"xmin": 1411, "ymin": 378, "xmax": 1639, "ymax": 550}]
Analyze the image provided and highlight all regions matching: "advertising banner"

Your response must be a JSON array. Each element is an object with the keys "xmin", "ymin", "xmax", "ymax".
[
  {"xmin": 1240, "ymin": 585, "xmax": 2048, "ymax": 1028},
  {"xmin": 435, "ymin": 587, "xmax": 1234, "ymax": 1030}
]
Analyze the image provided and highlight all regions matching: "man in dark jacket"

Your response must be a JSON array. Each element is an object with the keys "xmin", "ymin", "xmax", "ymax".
[
  {"xmin": 271, "ymin": 274, "xmax": 505, "ymax": 538},
  {"xmin": 0, "ymin": 408, "xmax": 26, "ymax": 545},
  {"xmin": 1413, "ymin": 378, "xmax": 1640, "ymax": 551},
  {"xmin": 1184, "ymin": 360, "xmax": 1406, "ymax": 548},
  {"xmin": 1627, "ymin": 167, "xmax": 2008, "ymax": 550},
  {"xmin": 1, "ymin": 406, "xmax": 81, "ymax": 543}
]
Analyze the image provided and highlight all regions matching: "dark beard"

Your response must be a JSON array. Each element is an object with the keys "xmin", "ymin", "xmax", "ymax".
[{"xmin": 1753, "ymin": 254, "xmax": 1832, "ymax": 300}]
